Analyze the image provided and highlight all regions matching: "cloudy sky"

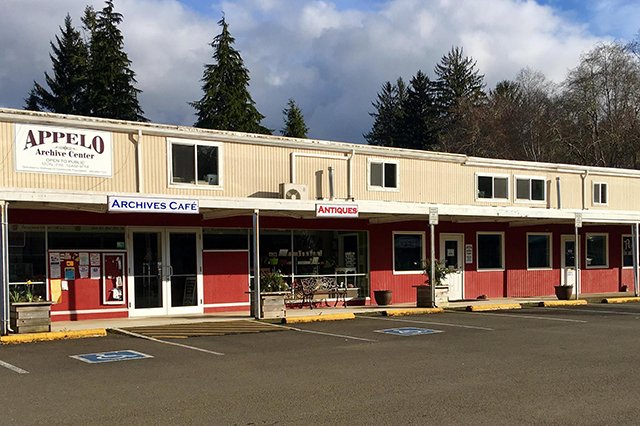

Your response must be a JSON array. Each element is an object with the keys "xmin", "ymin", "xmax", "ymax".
[{"xmin": 1, "ymin": 0, "xmax": 639, "ymax": 143}]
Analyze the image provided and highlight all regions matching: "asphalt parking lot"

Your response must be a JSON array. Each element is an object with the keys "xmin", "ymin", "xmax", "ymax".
[{"xmin": 3, "ymin": 304, "xmax": 640, "ymax": 425}]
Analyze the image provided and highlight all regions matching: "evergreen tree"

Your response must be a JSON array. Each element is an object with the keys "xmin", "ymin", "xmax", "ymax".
[
  {"xmin": 281, "ymin": 98, "xmax": 309, "ymax": 138},
  {"xmin": 24, "ymin": 87, "xmax": 42, "ymax": 112},
  {"xmin": 83, "ymin": 1, "xmax": 145, "ymax": 121},
  {"xmin": 434, "ymin": 47, "xmax": 486, "ymax": 153},
  {"xmin": 192, "ymin": 17, "xmax": 270, "ymax": 134},
  {"xmin": 434, "ymin": 46, "xmax": 486, "ymax": 112},
  {"xmin": 403, "ymin": 71, "xmax": 439, "ymax": 150},
  {"xmin": 364, "ymin": 78, "xmax": 407, "ymax": 147},
  {"xmin": 28, "ymin": 14, "xmax": 89, "ymax": 115}
]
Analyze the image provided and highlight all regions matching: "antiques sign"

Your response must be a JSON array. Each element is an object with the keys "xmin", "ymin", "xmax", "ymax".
[{"xmin": 15, "ymin": 123, "xmax": 112, "ymax": 177}]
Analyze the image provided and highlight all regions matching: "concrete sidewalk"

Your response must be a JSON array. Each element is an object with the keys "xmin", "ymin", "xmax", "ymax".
[
  {"xmin": 48, "ymin": 291, "xmax": 631, "ymax": 332},
  {"xmin": 0, "ymin": 291, "xmax": 633, "ymax": 343}
]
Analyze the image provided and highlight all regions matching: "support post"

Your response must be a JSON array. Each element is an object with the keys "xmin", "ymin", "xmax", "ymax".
[
  {"xmin": 0, "ymin": 202, "xmax": 8, "ymax": 335},
  {"xmin": 574, "ymin": 213, "xmax": 581, "ymax": 300},
  {"xmin": 252, "ymin": 209, "xmax": 261, "ymax": 319},
  {"xmin": 429, "ymin": 207, "xmax": 438, "ymax": 308},
  {"xmin": 631, "ymin": 222, "xmax": 640, "ymax": 297}
]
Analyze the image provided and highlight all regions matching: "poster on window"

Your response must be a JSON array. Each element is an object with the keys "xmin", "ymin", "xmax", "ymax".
[{"xmin": 14, "ymin": 123, "xmax": 112, "ymax": 177}]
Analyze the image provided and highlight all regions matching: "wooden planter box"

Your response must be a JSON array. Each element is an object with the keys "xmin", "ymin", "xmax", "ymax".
[
  {"xmin": 10, "ymin": 302, "xmax": 53, "ymax": 334},
  {"xmin": 260, "ymin": 293, "xmax": 287, "ymax": 319},
  {"xmin": 414, "ymin": 285, "xmax": 449, "ymax": 308}
]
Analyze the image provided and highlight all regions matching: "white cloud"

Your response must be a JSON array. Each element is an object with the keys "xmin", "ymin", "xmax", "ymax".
[{"xmin": 0, "ymin": 0, "xmax": 617, "ymax": 143}]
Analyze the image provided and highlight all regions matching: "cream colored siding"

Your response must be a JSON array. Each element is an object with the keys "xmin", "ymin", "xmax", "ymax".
[{"xmin": 0, "ymin": 122, "xmax": 136, "ymax": 192}]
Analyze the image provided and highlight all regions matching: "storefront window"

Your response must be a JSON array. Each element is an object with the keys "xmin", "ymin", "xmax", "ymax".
[
  {"xmin": 259, "ymin": 230, "xmax": 368, "ymax": 295},
  {"xmin": 393, "ymin": 232, "xmax": 424, "ymax": 273},
  {"xmin": 527, "ymin": 234, "xmax": 551, "ymax": 269},
  {"xmin": 586, "ymin": 234, "xmax": 608, "ymax": 268},
  {"xmin": 623, "ymin": 236, "xmax": 633, "ymax": 268},
  {"xmin": 203, "ymin": 229, "xmax": 248, "ymax": 250},
  {"xmin": 48, "ymin": 226, "xmax": 125, "ymax": 250},
  {"xmin": 477, "ymin": 233, "xmax": 504, "ymax": 270},
  {"xmin": 8, "ymin": 226, "xmax": 47, "ymax": 299}
]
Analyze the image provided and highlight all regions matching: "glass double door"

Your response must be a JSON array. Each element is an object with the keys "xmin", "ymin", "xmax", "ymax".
[{"xmin": 128, "ymin": 228, "xmax": 202, "ymax": 316}]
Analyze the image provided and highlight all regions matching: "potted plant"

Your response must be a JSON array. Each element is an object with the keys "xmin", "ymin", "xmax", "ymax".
[
  {"xmin": 373, "ymin": 289, "xmax": 392, "ymax": 306},
  {"xmin": 554, "ymin": 283, "xmax": 573, "ymax": 300},
  {"xmin": 415, "ymin": 259, "xmax": 457, "ymax": 307},
  {"xmin": 9, "ymin": 281, "xmax": 53, "ymax": 334},
  {"xmin": 258, "ymin": 272, "xmax": 289, "ymax": 319}
]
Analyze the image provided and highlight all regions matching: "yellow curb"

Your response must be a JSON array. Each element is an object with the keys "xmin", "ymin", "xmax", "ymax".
[
  {"xmin": 601, "ymin": 297, "xmax": 640, "ymax": 304},
  {"xmin": 466, "ymin": 303, "xmax": 521, "ymax": 312},
  {"xmin": 0, "ymin": 328, "xmax": 107, "ymax": 344},
  {"xmin": 539, "ymin": 300, "xmax": 588, "ymax": 307},
  {"xmin": 283, "ymin": 313, "xmax": 355, "ymax": 324},
  {"xmin": 383, "ymin": 308, "xmax": 444, "ymax": 316}
]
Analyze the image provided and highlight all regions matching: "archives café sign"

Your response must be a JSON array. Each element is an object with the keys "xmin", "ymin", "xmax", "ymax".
[{"xmin": 15, "ymin": 123, "xmax": 112, "ymax": 177}]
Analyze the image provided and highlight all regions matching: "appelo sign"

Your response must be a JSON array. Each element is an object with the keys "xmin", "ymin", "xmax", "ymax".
[
  {"xmin": 315, "ymin": 203, "xmax": 359, "ymax": 218},
  {"xmin": 15, "ymin": 123, "xmax": 112, "ymax": 177}
]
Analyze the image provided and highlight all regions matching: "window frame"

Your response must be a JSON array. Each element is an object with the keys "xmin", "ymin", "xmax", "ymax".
[
  {"xmin": 475, "ymin": 173, "xmax": 510, "ymax": 202},
  {"xmin": 367, "ymin": 158, "xmax": 400, "ymax": 192},
  {"xmin": 585, "ymin": 233, "xmax": 609, "ymax": 269},
  {"xmin": 476, "ymin": 231, "xmax": 505, "ymax": 271},
  {"xmin": 592, "ymin": 182, "xmax": 608, "ymax": 206},
  {"xmin": 167, "ymin": 138, "xmax": 224, "ymax": 190},
  {"xmin": 622, "ymin": 234, "xmax": 634, "ymax": 269},
  {"xmin": 526, "ymin": 232, "xmax": 552, "ymax": 270},
  {"xmin": 514, "ymin": 175, "xmax": 547, "ymax": 203},
  {"xmin": 392, "ymin": 231, "xmax": 425, "ymax": 275}
]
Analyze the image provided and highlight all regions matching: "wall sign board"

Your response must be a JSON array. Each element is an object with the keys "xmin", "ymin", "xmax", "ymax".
[
  {"xmin": 108, "ymin": 196, "xmax": 199, "ymax": 214},
  {"xmin": 315, "ymin": 203, "xmax": 359, "ymax": 218},
  {"xmin": 15, "ymin": 123, "xmax": 112, "ymax": 177}
]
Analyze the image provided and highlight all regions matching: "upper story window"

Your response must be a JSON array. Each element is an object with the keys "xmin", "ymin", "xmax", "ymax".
[
  {"xmin": 477, "ymin": 174, "xmax": 508, "ymax": 200},
  {"xmin": 169, "ymin": 138, "xmax": 222, "ymax": 187},
  {"xmin": 515, "ymin": 176, "xmax": 546, "ymax": 202},
  {"xmin": 369, "ymin": 159, "xmax": 398, "ymax": 190},
  {"xmin": 593, "ymin": 182, "xmax": 608, "ymax": 205}
]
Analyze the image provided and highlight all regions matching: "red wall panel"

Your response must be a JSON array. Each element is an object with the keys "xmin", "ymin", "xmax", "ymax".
[{"xmin": 202, "ymin": 251, "xmax": 249, "ymax": 305}]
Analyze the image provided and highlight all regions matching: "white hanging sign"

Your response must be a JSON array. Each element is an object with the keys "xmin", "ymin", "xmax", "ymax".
[
  {"xmin": 14, "ymin": 123, "xmax": 112, "ymax": 177},
  {"xmin": 315, "ymin": 203, "xmax": 359, "ymax": 218},
  {"xmin": 108, "ymin": 196, "xmax": 199, "ymax": 214}
]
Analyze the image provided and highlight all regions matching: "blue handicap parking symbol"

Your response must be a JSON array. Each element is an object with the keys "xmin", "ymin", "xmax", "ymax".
[
  {"xmin": 70, "ymin": 350, "xmax": 153, "ymax": 364},
  {"xmin": 375, "ymin": 327, "xmax": 443, "ymax": 336}
]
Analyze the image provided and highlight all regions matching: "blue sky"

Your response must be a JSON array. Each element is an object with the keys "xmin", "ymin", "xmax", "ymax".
[{"xmin": 1, "ymin": 0, "xmax": 639, "ymax": 143}]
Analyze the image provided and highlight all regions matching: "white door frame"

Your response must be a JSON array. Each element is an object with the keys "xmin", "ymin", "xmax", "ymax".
[
  {"xmin": 127, "ymin": 227, "xmax": 203, "ymax": 317},
  {"xmin": 439, "ymin": 233, "xmax": 464, "ymax": 300},
  {"xmin": 560, "ymin": 234, "xmax": 579, "ymax": 288}
]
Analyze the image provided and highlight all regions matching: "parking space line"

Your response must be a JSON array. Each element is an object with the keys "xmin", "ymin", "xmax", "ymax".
[
  {"xmin": 0, "ymin": 359, "xmax": 29, "ymax": 374},
  {"xmin": 361, "ymin": 316, "xmax": 494, "ymax": 331},
  {"xmin": 458, "ymin": 311, "xmax": 588, "ymax": 323},
  {"xmin": 543, "ymin": 307, "xmax": 640, "ymax": 316},
  {"xmin": 112, "ymin": 328, "xmax": 224, "ymax": 355},
  {"xmin": 267, "ymin": 323, "xmax": 377, "ymax": 342}
]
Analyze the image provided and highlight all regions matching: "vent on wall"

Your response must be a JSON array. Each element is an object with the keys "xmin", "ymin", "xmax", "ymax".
[{"xmin": 280, "ymin": 183, "xmax": 308, "ymax": 200}]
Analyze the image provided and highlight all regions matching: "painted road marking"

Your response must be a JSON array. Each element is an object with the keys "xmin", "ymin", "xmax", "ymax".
[
  {"xmin": 543, "ymin": 307, "xmax": 640, "ymax": 317},
  {"xmin": 113, "ymin": 328, "xmax": 225, "ymax": 355},
  {"xmin": 268, "ymin": 322, "xmax": 377, "ymax": 342},
  {"xmin": 0, "ymin": 359, "xmax": 29, "ymax": 374},
  {"xmin": 375, "ymin": 327, "xmax": 443, "ymax": 336},
  {"xmin": 363, "ymin": 315, "xmax": 494, "ymax": 331},
  {"xmin": 71, "ymin": 350, "xmax": 153, "ymax": 364},
  {"xmin": 459, "ymin": 311, "xmax": 588, "ymax": 323}
]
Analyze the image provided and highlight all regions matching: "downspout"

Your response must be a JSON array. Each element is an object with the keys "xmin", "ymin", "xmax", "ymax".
[
  {"xmin": 136, "ymin": 129, "xmax": 143, "ymax": 193},
  {"xmin": 581, "ymin": 170, "xmax": 589, "ymax": 210},
  {"xmin": 348, "ymin": 149, "xmax": 355, "ymax": 200},
  {"xmin": 556, "ymin": 177, "xmax": 561, "ymax": 209},
  {"xmin": 1, "ymin": 201, "xmax": 13, "ymax": 334}
]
